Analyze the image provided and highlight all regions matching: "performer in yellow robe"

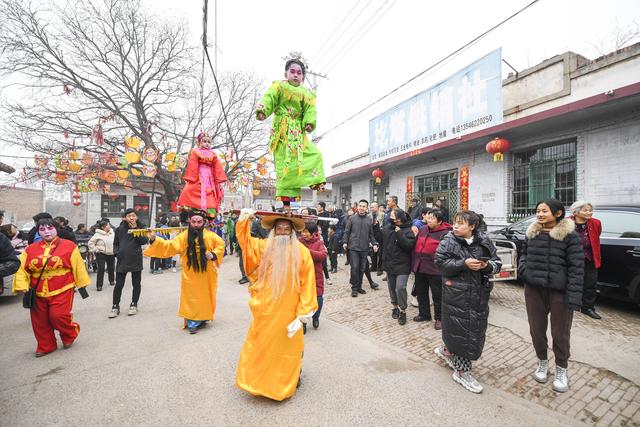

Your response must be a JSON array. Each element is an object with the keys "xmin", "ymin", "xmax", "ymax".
[
  {"xmin": 143, "ymin": 210, "xmax": 225, "ymax": 333},
  {"xmin": 235, "ymin": 209, "xmax": 318, "ymax": 401}
]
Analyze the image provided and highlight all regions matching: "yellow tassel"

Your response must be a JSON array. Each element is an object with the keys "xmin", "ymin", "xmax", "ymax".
[{"xmin": 298, "ymin": 166, "xmax": 302, "ymax": 176}]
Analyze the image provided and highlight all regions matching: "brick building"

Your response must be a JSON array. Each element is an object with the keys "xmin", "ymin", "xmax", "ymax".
[
  {"xmin": 0, "ymin": 186, "xmax": 46, "ymax": 227},
  {"xmin": 327, "ymin": 44, "xmax": 640, "ymax": 227}
]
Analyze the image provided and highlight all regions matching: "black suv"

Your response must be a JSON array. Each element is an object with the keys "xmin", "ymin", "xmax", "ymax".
[{"xmin": 489, "ymin": 206, "xmax": 640, "ymax": 306}]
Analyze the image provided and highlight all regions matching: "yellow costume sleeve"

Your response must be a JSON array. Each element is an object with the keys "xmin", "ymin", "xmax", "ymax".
[
  {"xmin": 236, "ymin": 218, "xmax": 265, "ymax": 282},
  {"xmin": 70, "ymin": 247, "xmax": 91, "ymax": 288},
  {"xmin": 143, "ymin": 232, "xmax": 186, "ymax": 258},
  {"xmin": 12, "ymin": 251, "xmax": 30, "ymax": 293},
  {"xmin": 296, "ymin": 246, "xmax": 319, "ymax": 317},
  {"xmin": 205, "ymin": 231, "xmax": 226, "ymax": 268},
  {"xmin": 256, "ymin": 81, "xmax": 280, "ymax": 119}
]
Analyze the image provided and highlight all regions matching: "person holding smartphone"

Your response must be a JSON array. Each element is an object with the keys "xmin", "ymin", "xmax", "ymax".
[{"xmin": 434, "ymin": 210, "xmax": 501, "ymax": 394}]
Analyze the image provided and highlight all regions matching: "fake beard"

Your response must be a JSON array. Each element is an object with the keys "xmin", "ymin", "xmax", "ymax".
[
  {"xmin": 257, "ymin": 233, "xmax": 301, "ymax": 298},
  {"xmin": 187, "ymin": 226, "xmax": 207, "ymax": 272}
]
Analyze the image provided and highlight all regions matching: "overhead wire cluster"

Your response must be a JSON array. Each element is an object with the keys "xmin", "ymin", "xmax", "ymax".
[
  {"xmin": 310, "ymin": 0, "xmax": 398, "ymax": 75},
  {"xmin": 313, "ymin": 0, "xmax": 541, "ymax": 141}
]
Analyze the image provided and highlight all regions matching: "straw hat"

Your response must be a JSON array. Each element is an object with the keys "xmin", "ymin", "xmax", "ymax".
[{"xmin": 260, "ymin": 215, "xmax": 306, "ymax": 232}]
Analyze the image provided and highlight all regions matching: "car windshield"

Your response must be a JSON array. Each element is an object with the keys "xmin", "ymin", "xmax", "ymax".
[
  {"xmin": 594, "ymin": 210, "xmax": 640, "ymax": 238},
  {"xmin": 509, "ymin": 216, "xmax": 536, "ymax": 234}
]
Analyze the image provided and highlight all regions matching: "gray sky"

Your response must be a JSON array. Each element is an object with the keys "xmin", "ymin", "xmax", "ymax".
[
  {"xmin": 151, "ymin": 0, "xmax": 640, "ymax": 172},
  {"xmin": 2, "ymin": 0, "xmax": 639, "ymax": 185}
]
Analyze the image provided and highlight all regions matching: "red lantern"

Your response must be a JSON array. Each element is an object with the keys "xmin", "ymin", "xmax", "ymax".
[
  {"xmin": 372, "ymin": 168, "xmax": 385, "ymax": 184},
  {"xmin": 72, "ymin": 183, "xmax": 82, "ymax": 207},
  {"xmin": 486, "ymin": 137, "xmax": 511, "ymax": 162}
]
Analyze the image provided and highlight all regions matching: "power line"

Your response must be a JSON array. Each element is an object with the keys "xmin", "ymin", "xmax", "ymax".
[
  {"xmin": 309, "ymin": 1, "xmax": 352, "ymax": 61},
  {"xmin": 314, "ymin": 0, "xmax": 541, "ymax": 142},
  {"xmin": 202, "ymin": 0, "xmax": 234, "ymax": 143},
  {"xmin": 322, "ymin": 0, "xmax": 397, "ymax": 74},
  {"xmin": 313, "ymin": 0, "xmax": 374, "ymax": 68}
]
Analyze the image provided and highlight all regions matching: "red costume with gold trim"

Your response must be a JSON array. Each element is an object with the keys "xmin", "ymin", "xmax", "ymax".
[
  {"xmin": 13, "ymin": 237, "xmax": 90, "ymax": 354},
  {"xmin": 177, "ymin": 147, "xmax": 228, "ymax": 215}
]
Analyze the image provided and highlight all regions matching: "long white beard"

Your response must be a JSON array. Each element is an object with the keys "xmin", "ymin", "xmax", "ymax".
[{"xmin": 257, "ymin": 231, "xmax": 301, "ymax": 299}]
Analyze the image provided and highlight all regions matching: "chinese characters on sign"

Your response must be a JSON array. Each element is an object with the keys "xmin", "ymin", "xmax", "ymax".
[
  {"xmin": 460, "ymin": 166, "xmax": 469, "ymax": 211},
  {"xmin": 369, "ymin": 49, "xmax": 503, "ymax": 162}
]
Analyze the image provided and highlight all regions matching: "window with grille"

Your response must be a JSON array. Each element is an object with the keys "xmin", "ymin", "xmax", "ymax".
[
  {"xmin": 511, "ymin": 139, "xmax": 576, "ymax": 219},
  {"xmin": 415, "ymin": 170, "xmax": 458, "ymax": 194},
  {"xmin": 101, "ymin": 195, "xmax": 126, "ymax": 218},
  {"xmin": 370, "ymin": 177, "xmax": 389, "ymax": 205}
]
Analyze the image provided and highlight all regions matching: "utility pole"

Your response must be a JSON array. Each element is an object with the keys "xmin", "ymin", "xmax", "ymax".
[{"xmin": 306, "ymin": 70, "xmax": 328, "ymax": 205}]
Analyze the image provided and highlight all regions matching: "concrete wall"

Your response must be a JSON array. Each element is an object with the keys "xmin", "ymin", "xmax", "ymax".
[{"xmin": 582, "ymin": 119, "xmax": 640, "ymax": 204}]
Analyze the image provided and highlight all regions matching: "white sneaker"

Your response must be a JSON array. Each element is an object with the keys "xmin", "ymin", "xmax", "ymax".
[
  {"xmin": 552, "ymin": 366, "xmax": 569, "ymax": 393},
  {"xmin": 452, "ymin": 370, "xmax": 483, "ymax": 394},
  {"xmin": 108, "ymin": 306, "xmax": 120, "ymax": 318},
  {"xmin": 128, "ymin": 304, "xmax": 138, "ymax": 316},
  {"xmin": 172, "ymin": 267, "xmax": 177, "ymax": 272},
  {"xmin": 533, "ymin": 359, "xmax": 549, "ymax": 383},
  {"xmin": 410, "ymin": 296, "xmax": 419, "ymax": 307},
  {"xmin": 435, "ymin": 346, "xmax": 455, "ymax": 370},
  {"xmin": 326, "ymin": 279, "xmax": 332, "ymax": 286}
]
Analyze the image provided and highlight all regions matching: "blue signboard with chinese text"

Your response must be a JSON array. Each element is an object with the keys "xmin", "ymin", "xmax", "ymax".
[{"xmin": 369, "ymin": 49, "xmax": 503, "ymax": 162}]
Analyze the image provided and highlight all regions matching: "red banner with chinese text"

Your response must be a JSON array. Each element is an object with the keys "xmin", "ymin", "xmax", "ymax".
[{"xmin": 459, "ymin": 166, "xmax": 469, "ymax": 210}]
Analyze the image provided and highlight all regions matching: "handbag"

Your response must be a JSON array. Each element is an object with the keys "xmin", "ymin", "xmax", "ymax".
[{"xmin": 22, "ymin": 243, "xmax": 58, "ymax": 309}]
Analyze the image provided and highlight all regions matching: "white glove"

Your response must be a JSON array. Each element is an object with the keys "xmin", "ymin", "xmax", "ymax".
[
  {"xmin": 239, "ymin": 208, "xmax": 255, "ymax": 222},
  {"xmin": 286, "ymin": 311, "xmax": 315, "ymax": 338}
]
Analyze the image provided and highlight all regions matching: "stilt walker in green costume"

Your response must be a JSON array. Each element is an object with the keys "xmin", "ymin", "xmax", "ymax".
[{"xmin": 256, "ymin": 58, "xmax": 326, "ymax": 209}]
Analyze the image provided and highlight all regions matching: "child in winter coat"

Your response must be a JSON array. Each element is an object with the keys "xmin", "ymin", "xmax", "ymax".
[
  {"xmin": 300, "ymin": 222, "xmax": 328, "ymax": 330},
  {"xmin": 519, "ymin": 198, "xmax": 583, "ymax": 393},
  {"xmin": 434, "ymin": 210, "xmax": 501, "ymax": 394}
]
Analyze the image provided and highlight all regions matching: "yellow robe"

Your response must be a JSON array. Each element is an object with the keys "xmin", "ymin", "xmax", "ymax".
[
  {"xmin": 143, "ymin": 230, "xmax": 225, "ymax": 322},
  {"xmin": 235, "ymin": 218, "xmax": 318, "ymax": 401}
]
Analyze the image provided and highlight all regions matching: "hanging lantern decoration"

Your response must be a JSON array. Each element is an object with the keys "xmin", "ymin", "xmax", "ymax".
[
  {"xmin": 67, "ymin": 162, "xmax": 82, "ymax": 173},
  {"xmin": 125, "ymin": 151, "xmax": 141, "ymax": 164},
  {"xmin": 252, "ymin": 189, "xmax": 261, "ymax": 196},
  {"xmin": 176, "ymin": 154, "xmax": 187, "ymax": 169},
  {"xmin": 166, "ymin": 162, "xmax": 177, "ymax": 172},
  {"xmin": 55, "ymin": 171, "xmax": 67, "ymax": 184},
  {"xmin": 69, "ymin": 150, "xmax": 80, "ymax": 160},
  {"xmin": 131, "ymin": 167, "xmax": 142, "ymax": 177},
  {"xmin": 143, "ymin": 146, "xmax": 159, "ymax": 163},
  {"xmin": 125, "ymin": 136, "xmax": 142, "ymax": 149},
  {"xmin": 34, "ymin": 154, "xmax": 49, "ymax": 168},
  {"xmin": 72, "ymin": 183, "xmax": 82, "ymax": 207},
  {"xmin": 142, "ymin": 164, "xmax": 157, "ymax": 178},
  {"xmin": 486, "ymin": 137, "xmax": 511, "ymax": 162},
  {"xmin": 243, "ymin": 162, "xmax": 252, "ymax": 171},
  {"xmin": 164, "ymin": 152, "xmax": 176, "ymax": 162},
  {"xmin": 117, "ymin": 170, "xmax": 129, "ymax": 179},
  {"xmin": 81, "ymin": 152, "xmax": 94, "ymax": 166},
  {"xmin": 258, "ymin": 157, "xmax": 267, "ymax": 165},
  {"xmin": 372, "ymin": 168, "xmax": 385, "ymax": 184}
]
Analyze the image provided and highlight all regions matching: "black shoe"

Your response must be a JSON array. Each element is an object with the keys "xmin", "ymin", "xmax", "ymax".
[
  {"xmin": 312, "ymin": 318, "xmax": 319, "ymax": 329},
  {"xmin": 97, "ymin": 285, "xmax": 102, "ymax": 292},
  {"xmin": 398, "ymin": 311, "xmax": 407, "ymax": 325},
  {"xmin": 238, "ymin": 277, "xmax": 249, "ymax": 284},
  {"xmin": 331, "ymin": 269, "xmax": 337, "ymax": 274},
  {"xmin": 370, "ymin": 282, "xmax": 379, "ymax": 290},
  {"xmin": 413, "ymin": 315, "xmax": 431, "ymax": 322},
  {"xmin": 351, "ymin": 291, "xmax": 358, "ymax": 297},
  {"xmin": 357, "ymin": 288, "xmax": 367, "ymax": 294},
  {"xmin": 392, "ymin": 307, "xmax": 399, "ymax": 319},
  {"xmin": 303, "ymin": 323, "xmax": 307, "ymax": 335},
  {"xmin": 581, "ymin": 308, "xmax": 602, "ymax": 320}
]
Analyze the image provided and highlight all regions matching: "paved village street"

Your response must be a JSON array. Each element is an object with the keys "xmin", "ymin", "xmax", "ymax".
[{"xmin": 1, "ymin": 257, "xmax": 639, "ymax": 426}]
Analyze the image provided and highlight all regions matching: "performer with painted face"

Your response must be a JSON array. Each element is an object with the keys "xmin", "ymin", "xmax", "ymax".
[
  {"xmin": 177, "ymin": 132, "xmax": 228, "ymax": 217},
  {"xmin": 256, "ymin": 58, "xmax": 326, "ymax": 209},
  {"xmin": 143, "ymin": 210, "xmax": 226, "ymax": 334},
  {"xmin": 13, "ymin": 218, "xmax": 90, "ymax": 357},
  {"xmin": 235, "ymin": 209, "xmax": 317, "ymax": 401}
]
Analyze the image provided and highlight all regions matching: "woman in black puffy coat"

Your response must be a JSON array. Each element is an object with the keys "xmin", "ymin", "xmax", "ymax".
[
  {"xmin": 434, "ymin": 210, "xmax": 501, "ymax": 394},
  {"xmin": 519, "ymin": 198, "xmax": 583, "ymax": 393},
  {"xmin": 381, "ymin": 208, "xmax": 416, "ymax": 326}
]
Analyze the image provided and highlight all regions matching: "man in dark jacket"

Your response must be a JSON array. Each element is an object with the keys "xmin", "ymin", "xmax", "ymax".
[
  {"xmin": 109, "ymin": 209, "xmax": 148, "ymax": 318},
  {"xmin": 343, "ymin": 200, "xmax": 378, "ymax": 297},
  {"xmin": 407, "ymin": 198, "xmax": 422, "ymax": 221}
]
